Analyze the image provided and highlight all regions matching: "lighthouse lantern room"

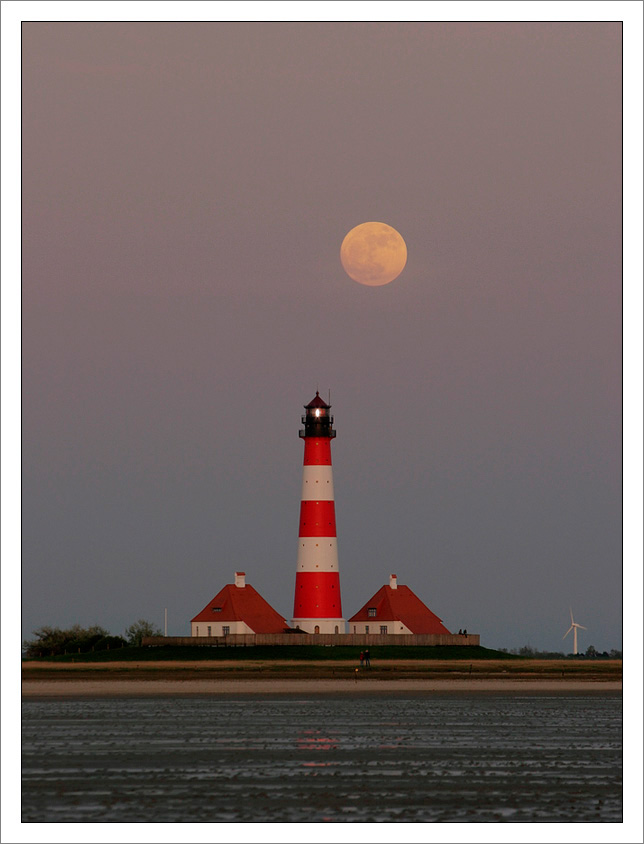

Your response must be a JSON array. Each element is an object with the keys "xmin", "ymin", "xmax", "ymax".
[{"xmin": 291, "ymin": 392, "xmax": 346, "ymax": 634}]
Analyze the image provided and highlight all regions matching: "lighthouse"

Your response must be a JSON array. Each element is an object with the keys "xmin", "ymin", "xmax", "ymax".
[{"xmin": 291, "ymin": 392, "xmax": 346, "ymax": 634}]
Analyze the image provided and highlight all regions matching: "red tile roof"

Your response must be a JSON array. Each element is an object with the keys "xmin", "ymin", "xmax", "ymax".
[
  {"xmin": 191, "ymin": 582, "xmax": 288, "ymax": 633},
  {"xmin": 348, "ymin": 584, "xmax": 450, "ymax": 634}
]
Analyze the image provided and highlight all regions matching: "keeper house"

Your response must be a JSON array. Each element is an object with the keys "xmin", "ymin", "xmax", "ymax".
[
  {"xmin": 190, "ymin": 572, "xmax": 288, "ymax": 637},
  {"xmin": 348, "ymin": 574, "xmax": 451, "ymax": 636}
]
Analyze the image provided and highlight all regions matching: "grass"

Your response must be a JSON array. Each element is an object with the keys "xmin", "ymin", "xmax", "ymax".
[
  {"xmin": 26, "ymin": 644, "xmax": 516, "ymax": 663},
  {"xmin": 22, "ymin": 655, "xmax": 622, "ymax": 684}
]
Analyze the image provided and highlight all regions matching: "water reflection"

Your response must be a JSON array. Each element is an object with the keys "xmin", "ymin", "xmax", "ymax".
[
  {"xmin": 297, "ymin": 729, "xmax": 338, "ymax": 751},
  {"xmin": 22, "ymin": 694, "xmax": 622, "ymax": 823}
]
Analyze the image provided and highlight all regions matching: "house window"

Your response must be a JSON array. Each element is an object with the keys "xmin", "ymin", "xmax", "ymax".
[
  {"xmin": 380, "ymin": 626, "xmax": 388, "ymax": 635},
  {"xmin": 365, "ymin": 626, "xmax": 369, "ymax": 634},
  {"xmin": 212, "ymin": 607, "xmax": 222, "ymax": 612},
  {"xmin": 222, "ymin": 626, "xmax": 230, "ymax": 636},
  {"xmin": 368, "ymin": 608, "xmax": 377, "ymax": 617},
  {"xmin": 207, "ymin": 626, "xmax": 212, "ymax": 637},
  {"xmin": 195, "ymin": 626, "xmax": 199, "ymax": 636},
  {"xmin": 353, "ymin": 626, "xmax": 356, "ymax": 634}
]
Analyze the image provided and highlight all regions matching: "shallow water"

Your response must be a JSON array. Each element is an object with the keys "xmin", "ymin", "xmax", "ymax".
[{"xmin": 22, "ymin": 693, "xmax": 621, "ymax": 822}]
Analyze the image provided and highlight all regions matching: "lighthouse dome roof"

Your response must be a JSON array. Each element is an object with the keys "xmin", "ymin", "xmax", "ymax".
[{"xmin": 305, "ymin": 391, "xmax": 331, "ymax": 409}]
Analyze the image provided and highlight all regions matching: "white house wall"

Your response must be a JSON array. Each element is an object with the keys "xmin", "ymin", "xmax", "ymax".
[
  {"xmin": 191, "ymin": 620, "xmax": 254, "ymax": 636},
  {"xmin": 349, "ymin": 620, "xmax": 413, "ymax": 635}
]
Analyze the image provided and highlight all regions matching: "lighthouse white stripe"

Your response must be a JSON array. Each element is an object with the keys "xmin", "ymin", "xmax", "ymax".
[
  {"xmin": 296, "ymin": 538, "xmax": 339, "ymax": 572},
  {"xmin": 301, "ymin": 465, "xmax": 335, "ymax": 501}
]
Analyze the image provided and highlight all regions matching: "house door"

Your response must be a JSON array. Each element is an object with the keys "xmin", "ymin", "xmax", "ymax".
[{"xmin": 314, "ymin": 625, "xmax": 320, "ymax": 634}]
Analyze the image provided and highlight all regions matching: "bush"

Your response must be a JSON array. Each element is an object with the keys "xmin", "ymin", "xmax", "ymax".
[
  {"xmin": 94, "ymin": 635, "xmax": 128, "ymax": 651},
  {"xmin": 23, "ymin": 625, "xmax": 110, "ymax": 657},
  {"xmin": 124, "ymin": 619, "xmax": 162, "ymax": 647}
]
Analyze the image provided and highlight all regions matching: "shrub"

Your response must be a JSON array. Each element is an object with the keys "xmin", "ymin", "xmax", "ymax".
[{"xmin": 124, "ymin": 619, "xmax": 162, "ymax": 647}]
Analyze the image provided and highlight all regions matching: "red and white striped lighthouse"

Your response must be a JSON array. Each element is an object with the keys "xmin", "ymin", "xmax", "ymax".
[{"xmin": 291, "ymin": 392, "xmax": 346, "ymax": 634}]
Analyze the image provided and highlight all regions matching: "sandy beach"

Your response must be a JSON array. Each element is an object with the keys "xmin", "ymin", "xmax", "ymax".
[
  {"xmin": 21, "ymin": 677, "xmax": 621, "ymax": 697},
  {"xmin": 22, "ymin": 658, "xmax": 622, "ymax": 696}
]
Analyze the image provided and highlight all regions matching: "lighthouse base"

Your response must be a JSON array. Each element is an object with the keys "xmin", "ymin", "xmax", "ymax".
[{"xmin": 290, "ymin": 618, "xmax": 347, "ymax": 635}]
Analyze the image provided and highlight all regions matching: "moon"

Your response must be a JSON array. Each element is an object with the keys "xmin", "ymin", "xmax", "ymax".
[{"xmin": 340, "ymin": 221, "xmax": 407, "ymax": 286}]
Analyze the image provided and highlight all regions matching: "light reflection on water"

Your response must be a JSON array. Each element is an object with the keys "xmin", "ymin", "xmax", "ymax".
[{"xmin": 22, "ymin": 694, "xmax": 621, "ymax": 822}]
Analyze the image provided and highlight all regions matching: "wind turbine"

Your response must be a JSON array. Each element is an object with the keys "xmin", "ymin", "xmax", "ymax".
[{"xmin": 563, "ymin": 607, "xmax": 587, "ymax": 655}]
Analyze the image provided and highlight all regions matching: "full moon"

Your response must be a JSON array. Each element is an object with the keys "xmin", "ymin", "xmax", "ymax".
[{"xmin": 340, "ymin": 221, "xmax": 407, "ymax": 286}]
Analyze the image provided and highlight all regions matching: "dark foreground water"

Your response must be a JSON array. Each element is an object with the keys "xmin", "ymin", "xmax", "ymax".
[{"xmin": 22, "ymin": 693, "xmax": 621, "ymax": 823}]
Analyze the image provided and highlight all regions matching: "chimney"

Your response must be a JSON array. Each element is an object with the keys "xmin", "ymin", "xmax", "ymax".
[
  {"xmin": 235, "ymin": 571, "xmax": 246, "ymax": 588},
  {"xmin": 389, "ymin": 574, "xmax": 398, "ymax": 590}
]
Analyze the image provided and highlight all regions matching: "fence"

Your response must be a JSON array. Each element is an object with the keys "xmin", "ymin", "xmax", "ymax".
[{"xmin": 142, "ymin": 633, "xmax": 480, "ymax": 648}]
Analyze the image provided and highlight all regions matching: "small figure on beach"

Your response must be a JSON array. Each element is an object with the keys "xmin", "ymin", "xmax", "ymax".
[
  {"xmin": 463, "ymin": 629, "xmax": 467, "ymax": 636},
  {"xmin": 359, "ymin": 651, "xmax": 364, "ymax": 666},
  {"xmin": 364, "ymin": 648, "xmax": 370, "ymax": 668},
  {"xmin": 458, "ymin": 629, "xmax": 462, "ymax": 635}
]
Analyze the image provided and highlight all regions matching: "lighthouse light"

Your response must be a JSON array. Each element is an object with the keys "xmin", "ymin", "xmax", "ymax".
[{"xmin": 315, "ymin": 409, "xmax": 321, "ymax": 417}]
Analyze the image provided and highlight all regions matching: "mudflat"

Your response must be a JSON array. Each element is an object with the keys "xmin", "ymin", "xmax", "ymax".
[
  {"xmin": 22, "ymin": 658, "xmax": 622, "ymax": 696},
  {"xmin": 22, "ymin": 693, "xmax": 622, "ymax": 822}
]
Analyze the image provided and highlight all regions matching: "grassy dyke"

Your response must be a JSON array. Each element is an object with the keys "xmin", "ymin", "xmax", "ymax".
[{"xmin": 24, "ymin": 644, "xmax": 516, "ymax": 663}]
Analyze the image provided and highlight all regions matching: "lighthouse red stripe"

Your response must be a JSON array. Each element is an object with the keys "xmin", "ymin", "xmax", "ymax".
[
  {"xmin": 294, "ymin": 571, "xmax": 342, "ymax": 617},
  {"xmin": 298, "ymin": 500, "xmax": 336, "ymax": 537},
  {"xmin": 303, "ymin": 438, "xmax": 332, "ymax": 466}
]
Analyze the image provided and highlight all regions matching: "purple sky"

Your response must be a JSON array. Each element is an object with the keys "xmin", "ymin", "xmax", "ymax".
[{"xmin": 20, "ymin": 21, "xmax": 623, "ymax": 652}]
